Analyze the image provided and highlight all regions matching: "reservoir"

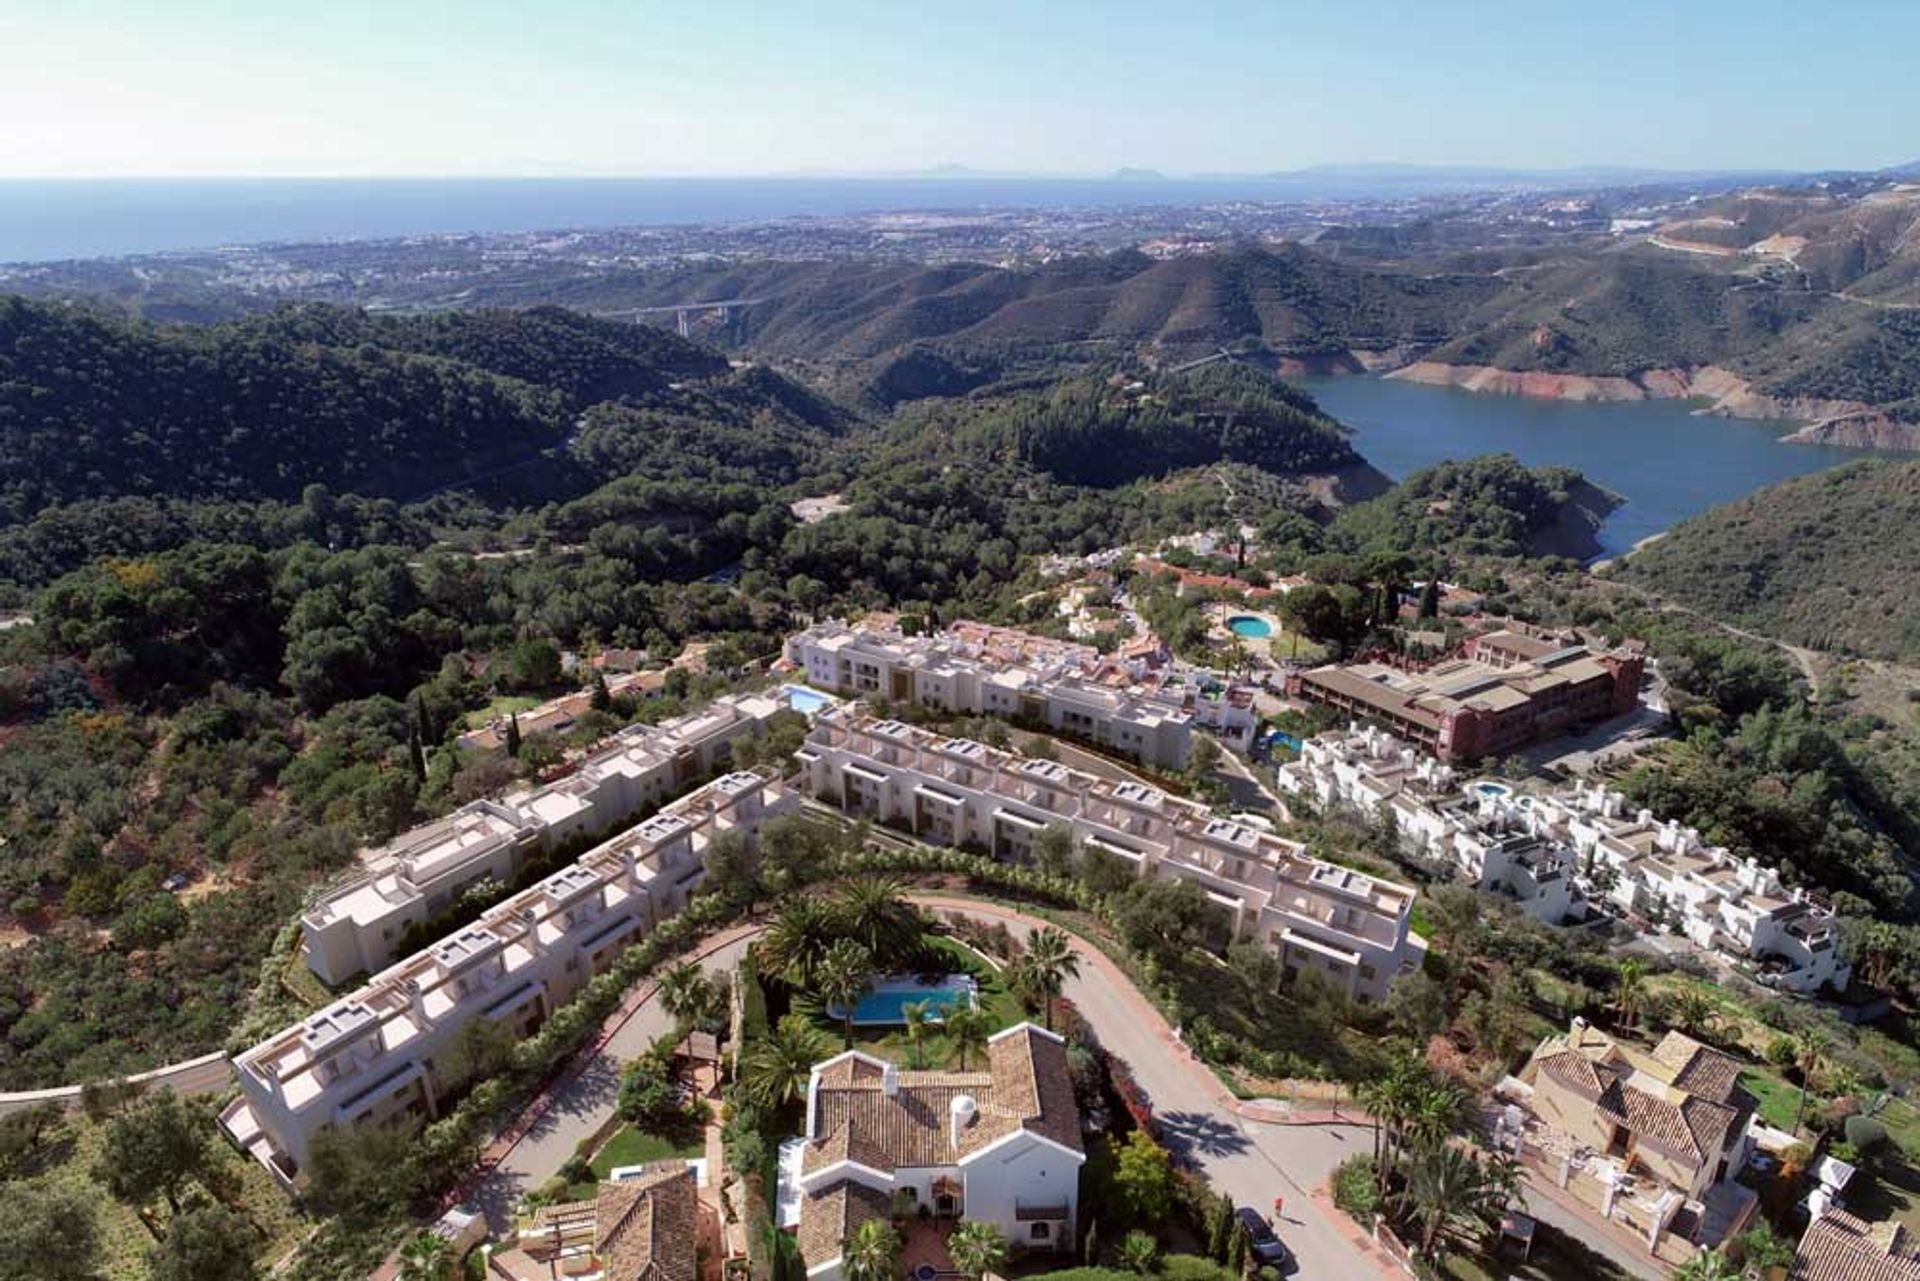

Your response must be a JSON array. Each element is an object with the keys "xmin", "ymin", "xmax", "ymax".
[{"xmin": 1293, "ymin": 375, "xmax": 1899, "ymax": 557}]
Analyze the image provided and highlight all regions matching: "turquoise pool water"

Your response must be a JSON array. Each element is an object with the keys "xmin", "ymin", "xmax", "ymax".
[
  {"xmin": 1227, "ymin": 615, "xmax": 1273, "ymax": 639},
  {"xmin": 782, "ymin": 684, "xmax": 832, "ymax": 714},
  {"xmin": 832, "ymin": 975, "xmax": 978, "ymax": 1026}
]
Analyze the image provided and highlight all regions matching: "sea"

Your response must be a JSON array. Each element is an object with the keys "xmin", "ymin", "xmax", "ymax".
[{"xmin": 0, "ymin": 175, "xmax": 1351, "ymax": 264}]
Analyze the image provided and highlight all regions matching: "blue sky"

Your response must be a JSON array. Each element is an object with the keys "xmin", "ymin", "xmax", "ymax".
[{"xmin": 2, "ymin": 0, "xmax": 1915, "ymax": 177}]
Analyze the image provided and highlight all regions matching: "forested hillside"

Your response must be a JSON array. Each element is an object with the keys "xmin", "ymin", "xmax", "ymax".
[
  {"xmin": 0, "ymin": 299, "xmax": 721, "ymax": 522},
  {"xmin": 1624, "ymin": 459, "xmax": 1920, "ymax": 661}
]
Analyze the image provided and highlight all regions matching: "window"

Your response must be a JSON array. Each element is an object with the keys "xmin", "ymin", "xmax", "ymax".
[
  {"xmin": 1359, "ymin": 963, "xmax": 1377, "ymax": 981},
  {"xmin": 1030, "ymin": 1223, "xmax": 1052, "ymax": 1241}
]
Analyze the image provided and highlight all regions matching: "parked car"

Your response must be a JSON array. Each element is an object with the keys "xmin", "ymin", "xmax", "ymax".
[{"xmin": 1235, "ymin": 1206, "xmax": 1293, "ymax": 1268}]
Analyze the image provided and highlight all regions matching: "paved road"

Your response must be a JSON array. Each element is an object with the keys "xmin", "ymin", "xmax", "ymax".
[
  {"xmin": 466, "ymin": 896, "xmax": 1389, "ymax": 1277},
  {"xmin": 469, "ymin": 932, "xmax": 755, "ymax": 1232},
  {"xmin": 917, "ymin": 897, "xmax": 1388, "ymax": 1281}
]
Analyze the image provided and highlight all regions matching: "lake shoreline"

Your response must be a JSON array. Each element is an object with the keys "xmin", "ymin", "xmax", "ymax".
[{"xmin": 1291, "ymin": 372, "xmax": 1902, "ymax": 558}]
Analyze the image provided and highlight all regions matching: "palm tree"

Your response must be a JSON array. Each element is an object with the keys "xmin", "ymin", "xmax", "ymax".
[
  {"xmin": 1364, "ymin": 1053, "xmax": 1427, "ymax": 1193},
  {"xmin": 1668, "ymin": 986, "xmax": 1716, "ymax": 1041},
  {"xmin": 741, "ymin": 1014, "xmax": 832, "ymax": 1108},
  {"xmin": 945, "ymin": 1001, "xmax": 991, "ymax": 1071},
  {"xmin": 1404, "ymin": 1080, "xmax": 1468, "ymax": 1155},
  {"xmin": 1024, "ymin": 927, "xmax": 1081, "ymax": 1032},
  {"xmin": 841, "ymin": 1217, "xmax": 901, "ymax": 1281},
  {"xmin": 1673, "ymin": 1248, "xmax": 1740, "ymax": 1281},
  {"xmin": 396, "ymin": 1233, "xmax": 453, "ymax": 1281},
  {"xmin": 1117, "ymin": 1230, "xmax": 1160, "ymax": 1275},
  {"xmin": 658, "ymin": 961, "xmax": 709, "ymax": 1026},
  {"xmin": 834, "ymin": 876, "xmax": 922, "ymax": 965},
  {"xmin": 902, "ymin": 999, "xmax": 934, "ymax": 1070},
  {"xmin": 760, "ymin": 899, "xmax": 840, "ymax": 989},
  {"xmin": 1614, "ymin": 958, "xmax": 1646, "ymax": 1030},
  {"xmin": 949, "ymin": 1219, "xmax": 1009, "ymax": 1281},
  {"xmin": 815, "ymin": 939, "xmax": 875, "ymax": 1049},
  {"xmin": 1790, "ymin": 1029, "xmax": 1830, "ymax": 1134},
  {"xmin": 1390, "ymin": 1144, "xmax": 1513, "ymax": 1261}
]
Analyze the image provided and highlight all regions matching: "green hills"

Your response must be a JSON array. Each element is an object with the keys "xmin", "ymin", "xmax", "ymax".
[{"xmin": 1623, "ymin": 459, "xmax": 1920, "ymax": 662}]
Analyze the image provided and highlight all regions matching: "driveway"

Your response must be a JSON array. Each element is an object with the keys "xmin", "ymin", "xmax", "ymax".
[{"xmin": 467, "ymin": 893, "xmax": 1395, "ymax": 1278}]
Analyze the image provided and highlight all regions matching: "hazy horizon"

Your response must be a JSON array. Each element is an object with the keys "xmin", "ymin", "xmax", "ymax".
[{"xmin": 3, "ymin": 1, "xmax": 1917, "ymax": 179}]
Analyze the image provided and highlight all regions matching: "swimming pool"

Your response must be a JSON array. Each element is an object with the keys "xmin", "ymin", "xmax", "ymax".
[
  {"xmin": 781, "ymin": 684, "xmax": 833, "ymax": 715},
  {"xmin": 1474, "ymin": 781, "xmax": 1512, "ymax": 798},
  {"xmin": 1227, "ymin": 615, "xmax": 1273, "ymax": 639},
  {"xmin": 830, "ymin": 974, "xmax": 978, "ymax": 1026}
]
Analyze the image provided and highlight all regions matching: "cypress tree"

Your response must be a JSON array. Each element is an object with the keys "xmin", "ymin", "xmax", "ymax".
[
  {"xmin": 591, "ymin": 670, "xmax": 612, "ymax": 712},
  {"xmin": 1417, "ymin": 578, "xmax": 1440, "ymax": 619},
  {"xmin": 1083, "ymin": 1219, "xmax": 1100, "ymax": 1266},
  {"xmin": 1228, "ymin": 1221, "xmax": 1250, "ymax": 1276},
  {"xmin": 407, "ymin": 727, "xmax": 426, "ymax": 782},
  {"xmin": 1208, "ymin": 1197, "xmax": 1234, "ymax": 1262},
  {"xmin": 412, "ymin": 690, "xmax": 434, "ymax": 745},
  {"xmin": 505, "ymin": 712, "xmax": 522, "ymax": 758}
]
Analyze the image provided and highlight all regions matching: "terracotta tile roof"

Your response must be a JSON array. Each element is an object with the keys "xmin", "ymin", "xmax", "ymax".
[
  {"xmin": 1651, "ymin": 1032, "xmax": 1747, "ymax": 1106},
  {"xmin": 803, "ymin": 1028, "xmax": 1082, "ymax": 1175},
  {"xmin": 528, "ymin": 1163, "xmax": 698, "ymax": 1281},
  {"xmin": 796, "ymin": 1179, "xmax": 892, "ymax": 1271},
  {"xmin": 1796, "ymin": 1210, "xmax": 1920, "ymax": 1281}
]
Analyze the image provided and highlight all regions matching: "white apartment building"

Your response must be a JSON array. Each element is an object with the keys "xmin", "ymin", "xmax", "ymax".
[
  {"xmin": 1278, "ymin": 725, "xmax": 1851, "ymax": 993},
  {"xmin": 799, "ymin": 710, "xmax": 1422, "ymax": 1003},
  {"xmin": 221, "ymin": 770, "xmax": 795, "ymax": 1187},
  {"xmin": 784, "ymin": 619, "xmax": 1259, "ymax": 769},
  {"xmin": 301, "ymin": 691, "xmax": 784, "ymax": 984}
]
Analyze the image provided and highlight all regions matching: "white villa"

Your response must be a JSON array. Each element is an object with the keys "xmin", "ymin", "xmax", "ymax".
[
  {"xmin": 221, "ymin": 770, "xmax": 796, "ymax": 1187},
  {"xmin": 801, "ymin": 710, "xmax": 1423, "ymax": 1003},
  {"xmin": 1278, "ymin": 724, "xmax": 1851, "ymax": 993},
  {"xmin": 789, "ymin": 1025, "xmax": 1084, "ymax": 1281},
  {"xmin": 301, "ymin": 690, "xmax": 786, "ymax": 984},
  {"xmin": 784, "ymin": 618, "xmax": 1259, "ymax": 770}
]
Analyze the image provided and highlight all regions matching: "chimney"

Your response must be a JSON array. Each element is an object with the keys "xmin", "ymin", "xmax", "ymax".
[
  {"xmin": 882, "ymin": 1063, "xmax": 899, "ymax": 1098},
  {"xmin": 950, "ymin": 1094, "xmax": 978, "ymax": 1149},
  {"xmin": 408, "ymin": 979, "xmax": 429, "ymax": 1027}
]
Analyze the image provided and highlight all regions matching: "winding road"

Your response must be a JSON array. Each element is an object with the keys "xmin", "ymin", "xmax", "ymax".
[{"xmin": 465, "ymin": 895, "xmax": 1393, "ymax": 1279}]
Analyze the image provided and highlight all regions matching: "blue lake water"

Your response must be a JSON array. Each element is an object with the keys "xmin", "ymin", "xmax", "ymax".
[{"xmin": 1292, "ymin": 375, "xmax": 1900, "ymax": 557}]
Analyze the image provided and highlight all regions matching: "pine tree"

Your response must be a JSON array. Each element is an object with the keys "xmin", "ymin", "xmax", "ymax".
[{"xmin": 505, "ymin": 712, "xmax": 522, "ymax": 758}]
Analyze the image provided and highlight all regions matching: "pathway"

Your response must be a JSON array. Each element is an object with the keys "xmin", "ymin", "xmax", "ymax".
[{"xmin": 464, "ymin": 923, "xmax": 761, "ymax": 1233}]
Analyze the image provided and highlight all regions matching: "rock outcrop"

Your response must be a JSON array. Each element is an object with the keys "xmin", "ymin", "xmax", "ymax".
[{"xmin": 1381, "ymin": 360, "xmax": 1920, "ymax": 451}]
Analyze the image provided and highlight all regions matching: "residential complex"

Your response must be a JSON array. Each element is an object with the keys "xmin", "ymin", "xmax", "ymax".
[
  {"xmin": 1284, "ymin": 629, "xmax": 1645, "ymax": 763},
  {"xmin": 301, "ymin": 691, "xmax": 786, "ymax": 984},
  {"xmin": 785, "ymin": 1025, "xmax": 1084, "ymax": 1281},
  {"xmin": 784, "ymin": 618, "xmax": 1259, "ymax": 770},
  {"xmin": 1515, "ymin": 1020, "xmax": 1756, "ymax": 1256},
  {"xmin": 800, "ymin": 709, "xmax": 1423, "ymax": 1003},
  {"xmin": 1277, "ymin": 724, "xmax": 1852, "ymax": 993},
  {"xmin": 221, "ymin": 770, "xmax": 796, "ymax": 1186}
]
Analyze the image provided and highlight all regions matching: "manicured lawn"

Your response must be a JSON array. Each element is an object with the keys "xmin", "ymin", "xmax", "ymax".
[
  {"xmin": 1740, "ymin": 1068, "xmax": 1815, "ymax": 1133},
  {"xmin": 590, "ymin": 1123, "xmax": 703, "ymax": 1180},
  {"xmin": 463, "ymin": 693, "xmax": 540, "ymax": 729}
]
